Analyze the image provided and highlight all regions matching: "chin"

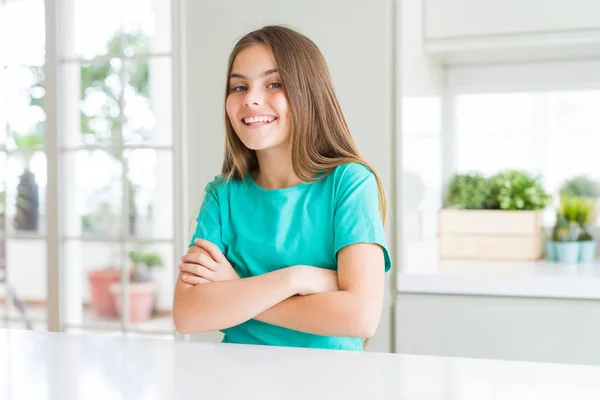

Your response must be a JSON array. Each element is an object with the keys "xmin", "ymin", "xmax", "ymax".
[
  {"xmin": 236, "ymin": 132, "xmax": 288, "ymax": 152},
  {"xmin": 240, "ymin": 141, "xmax": 278, "ymax": 152}
]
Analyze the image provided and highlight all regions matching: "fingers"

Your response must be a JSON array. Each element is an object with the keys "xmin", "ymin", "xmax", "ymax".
[
  {"xmin": 194, "ymin": 238, "xmax": 226, "ymax": 263},
  {"xmin": 180, "ymin": 253, "xmax": 219, "ymax": 271},
  {"xmin": 179, "ymin": 262, "xmax": 214, "ymax": 280},
  {"xmin": 181, "ymin": 274, "xmax": 209, "ymax": 285}
]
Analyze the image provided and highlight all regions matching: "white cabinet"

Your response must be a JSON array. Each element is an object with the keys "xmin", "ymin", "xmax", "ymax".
[
  {"xmin": 396, "ymin": 293, "xmax": 600, "ymax": 365},
  {"xmin": 423, "ymin": 0, "xmax": 600, "ymax": 64},
  {"xmin": 425, "ymin": 0, "xmax": 600, "ymax": 39}
]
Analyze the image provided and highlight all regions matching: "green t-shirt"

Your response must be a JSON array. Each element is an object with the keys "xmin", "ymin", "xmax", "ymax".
[{"xmin": 189, "ymin": 162, "xmax": 392, "ymax": 351}]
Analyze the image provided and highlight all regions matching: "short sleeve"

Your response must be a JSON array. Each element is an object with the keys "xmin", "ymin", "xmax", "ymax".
[
  {"xmin": 189, "ymin": 178, "xmax": 226, "ymax": 253},
  {"xmin": 333, "ymin": 164, "xmax": 392, "ymax": 272}
]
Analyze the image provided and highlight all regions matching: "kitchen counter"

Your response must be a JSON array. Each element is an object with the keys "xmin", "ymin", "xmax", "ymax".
[
  {"xmin": 399, "ymin": 258, "xmax": 600, "ymax": 299},
  {"xmin": 1, "ymin": 329, "xmax": 600, "ymax": 399}
]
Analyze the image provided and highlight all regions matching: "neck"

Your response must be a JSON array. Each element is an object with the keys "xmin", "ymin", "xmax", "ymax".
[{"xmin": 254, "ymin": 147, "xmax": 300, "ymax": 189}]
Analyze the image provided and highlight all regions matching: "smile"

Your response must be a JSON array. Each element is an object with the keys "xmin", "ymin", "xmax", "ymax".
[{"xmin": 243, "ymin": 115, "xmax": 277, "ymax": 126}]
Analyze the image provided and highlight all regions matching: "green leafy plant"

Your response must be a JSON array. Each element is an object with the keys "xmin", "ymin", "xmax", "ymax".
[
  {"xmin": 129, "ymin": 250, "xmax": 163, "ymax": 282},
  {"xmin": 560, "ymin": 195, "xmax": 594, "ymax": 226},
  {"xmin": 560, "ymin": 175, "xmax": 600, "ymax": 198},
  {"xmin": 445, "ymin": 173, "xmax": 492, "ymax": 209},
  {"xmin": 560, "ymin": 195, "xmax": 595, "ymax": 241},
  {"xmin": 487, "ymin": 170, "xmax": 551, "ymax": 211}
]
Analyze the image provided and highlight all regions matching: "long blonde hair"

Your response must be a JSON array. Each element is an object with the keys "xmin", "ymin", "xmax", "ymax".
[{"xmin": 220, "ymin": 25, "xmax": 387, "ymax": 223}]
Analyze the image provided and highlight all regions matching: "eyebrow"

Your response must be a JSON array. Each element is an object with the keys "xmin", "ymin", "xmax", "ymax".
[{"xmin": 229, "ymin": 68, "xmax": 279, "ymax": 80}]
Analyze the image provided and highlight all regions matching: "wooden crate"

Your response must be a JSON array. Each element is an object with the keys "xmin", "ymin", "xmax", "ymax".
[{"xmin": 438, "ymin": 209, "xmax": 543, "ymax": 261}]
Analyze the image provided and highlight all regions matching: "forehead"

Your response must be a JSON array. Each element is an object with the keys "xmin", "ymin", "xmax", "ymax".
[{"xmin": 231, "ymin": 44, "xmax": 277, "ymax": 77}]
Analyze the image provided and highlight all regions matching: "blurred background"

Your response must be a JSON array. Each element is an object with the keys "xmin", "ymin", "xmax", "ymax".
[{"xmin": 1, "ymin": 0, "xmax": 599, "ymax": 365}]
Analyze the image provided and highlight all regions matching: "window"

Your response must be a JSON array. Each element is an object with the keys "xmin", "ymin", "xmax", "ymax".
[
  {"xmin": 1, "ymin": 0, "xmax": 179, "ymax": 337},
  {"xmin": 401, "ymin": 60, "xmax": 600, "ymax": 270},
  {"xmin": 1, "ymin": 0, "xmax": 47, "ymax": 330}
]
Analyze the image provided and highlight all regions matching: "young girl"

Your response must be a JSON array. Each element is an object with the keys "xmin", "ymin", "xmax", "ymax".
[{"xmin": 173, "ymin": 25, "xmax": 392, "ymax": 351}]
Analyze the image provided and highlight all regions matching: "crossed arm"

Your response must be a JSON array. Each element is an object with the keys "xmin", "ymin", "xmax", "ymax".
[{"xmin": 172, "ymin": 240, "xmax": 385, "ymax": 338}]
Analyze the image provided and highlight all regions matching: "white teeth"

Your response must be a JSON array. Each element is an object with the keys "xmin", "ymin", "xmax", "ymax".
[{"xmin": 244, "ymin": 115, "xmax": 275, "ymax": 124}]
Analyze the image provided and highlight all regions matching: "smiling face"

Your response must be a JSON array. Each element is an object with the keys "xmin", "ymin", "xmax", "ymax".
[{"xmin": 225, "ymin": 44, "xmax": 291, "ymax": 153}]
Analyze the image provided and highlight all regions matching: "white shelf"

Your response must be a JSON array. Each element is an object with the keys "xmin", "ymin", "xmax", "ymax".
[{"xmin": 399, "ymin": 258, "xmax": 600, "ymax": 300}]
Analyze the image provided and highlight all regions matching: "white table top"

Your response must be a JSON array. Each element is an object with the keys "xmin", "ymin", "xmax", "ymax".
[{"xmin": 2, "ymin": 329, "xmax": 600, "ymax": 399}]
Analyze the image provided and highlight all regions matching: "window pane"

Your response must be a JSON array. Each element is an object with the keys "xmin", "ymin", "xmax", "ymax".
[
  {"xmin": 4, "ymin": 153, "xmax": 46, "ymax": 236},
  {"xmin": 61, "ymin": 0, "xmax": 123, "ymax": 60},
  {"xmin": 124, "ymin": 242, "xmax": 173, "ymax": 333},
  {"xmin": 63, "ymin": 150, "xmax": 123, "ymax": 238},
  {"xmin": 544, "ymin": 90, "xmax": 600, "ymax": 227},
  {"xmin": 78, "ymin": 61, "xmax": 123, "ymax": 147},
  {"xmin": 5, "ymin": 238, "xmax": 47, "ymax": 331},
  {"xmin": 123, "ymin": 0, "xmax": 171, "ymax": 55},
  {"xmin": 0, "ymin": 0, "xmax": 45, "ymax": 67},
  {"xmin": 123, "ymin": 58, "xmax": 172, "ymax": 145},
  {"xmin": 547, "ymin": 90, "xmax": 600, "ymax": 134},
  {"xmin": 0, "ymin": 152, "xmax": 5, "ymax": 317},
  {"xmin": 125, "ymin": 149, "xmax": 173, "ymax": 239},
  {"xmin": 64, "ymin": 240, "xmax": 124, "ymax": 330},
  {"xmin": 455, "ymin": 93, "xmax": 535, "ymax": 175},
  {"xmin": 0, "ymin": 66, "xmax": 45, "ymax": 146},
  {"xmin": 0, "ymin": 104, "xmax": 6, "ymax": 149}
]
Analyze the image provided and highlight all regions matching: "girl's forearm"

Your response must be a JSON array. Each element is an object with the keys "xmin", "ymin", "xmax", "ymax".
[
  {"xmin": 173, "ymin": 267, "xmax": 301, "ymax": 334},
  {"xmin": 254, "ymin": 291, "xmax": 377, "ymax": 338}
]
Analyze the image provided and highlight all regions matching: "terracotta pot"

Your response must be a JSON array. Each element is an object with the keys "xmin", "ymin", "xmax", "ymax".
[
  {"xmin": 109, "ymin": 281, "xmax": 155, "ymax": 323},
  {"xmin": 87, "ymin": 269, "xmax": 122, "ymax": 317}
]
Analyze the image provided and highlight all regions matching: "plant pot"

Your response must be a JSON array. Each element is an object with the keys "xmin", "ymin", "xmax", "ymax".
[
  {"xmin": 579, "ymin": 240, "xmax": 597, "ymax": 263},
  {"xmin": 87, "ymin": 269, "xmax": 122, "ymax": 317},
  {"xmin": 554, "ymin": 242, "xmax": 580, "ymax": 264},
  {"xmin": 109, "ymin": 281, "xmax": 155, "ymax": 323},
  {"xmin": 545, "ymin": 241, "xmax": 557, "ymax": 261},
  {"xmin": 438, "ymin": 209, "xmax": 544, "ymax": 260}
]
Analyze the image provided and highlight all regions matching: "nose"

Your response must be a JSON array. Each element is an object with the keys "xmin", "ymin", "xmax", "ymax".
[{"xmin": 243, "ymin": 87, "xmax": 263, "ymax": 107}]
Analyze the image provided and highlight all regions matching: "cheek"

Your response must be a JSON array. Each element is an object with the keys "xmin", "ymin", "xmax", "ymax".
[
  {"xmin": 273, "ymin": 94, "xmax": 290, "ymax": 123},
  {"xmin": 225, "ymin": 96, "xmax": 238, "ymax": 123}
]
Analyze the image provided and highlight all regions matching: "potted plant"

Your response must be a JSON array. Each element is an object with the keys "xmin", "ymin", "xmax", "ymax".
[
  {"xmin": 548, "ymin": 195, "xmax": 596, "ymax": 263},
  {"xmin": 11, "ymin": 132, "xmax": 43, "ymax": 231},
  {"xmin": 444, "ymin": 172, "xmax": 492, "ymax": 210},
  {"xmin": 439, "ymin": 170, "xmax": 551, "ymax": 260},
  {"xmin": 578, "ymin": 227, "xmax": 597, "ymax": 263},
  {"xmin": 560, "ymin": 175, "xmax": 600, "ymax": 224},
  {"xmin": 109, "ymin": 250, "xmax": 163, "ymax": 323},
  {"xmin": 547, "ymin": 213, "xmax": 580, "ymax": 263},
  {"xmin": 87, "ymin": 266, "xmax": 127, "ymax": 318}
]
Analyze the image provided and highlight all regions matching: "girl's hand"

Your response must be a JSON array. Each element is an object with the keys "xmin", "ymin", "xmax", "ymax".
[
  {"xmin": 179, "ymin": 239, "xmax": 240, "ymax": 285},
  {"xmin": 294, "ymin": 266, "xmax": 339, "ymax": 296}
]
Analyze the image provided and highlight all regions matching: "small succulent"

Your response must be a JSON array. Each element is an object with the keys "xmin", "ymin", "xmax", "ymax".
[
  {"xmin": 552, "ymin": 214, "xmax": 579, "ymax": 242},
  {"xmin": 578, "ymin": 229, "xmax": 594, "ymax": 242}
]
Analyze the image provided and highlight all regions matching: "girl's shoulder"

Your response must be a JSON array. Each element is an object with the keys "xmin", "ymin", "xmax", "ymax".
[
  {"xmin": 204, "ymin": 174, "xmax": 250, "ymax": 197},
  {"xmin": 329, "ymin": 162, "xmax": 375, "ymax": 184}
]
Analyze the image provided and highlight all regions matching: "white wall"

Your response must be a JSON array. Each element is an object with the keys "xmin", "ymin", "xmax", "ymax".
[
  {"xmin": 182, "ymin": 0, "xmax": 396, "ymax": 351},
  {"xmin": 399, "ymin": 0, "xmax": 445, "ymax": 271}
]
